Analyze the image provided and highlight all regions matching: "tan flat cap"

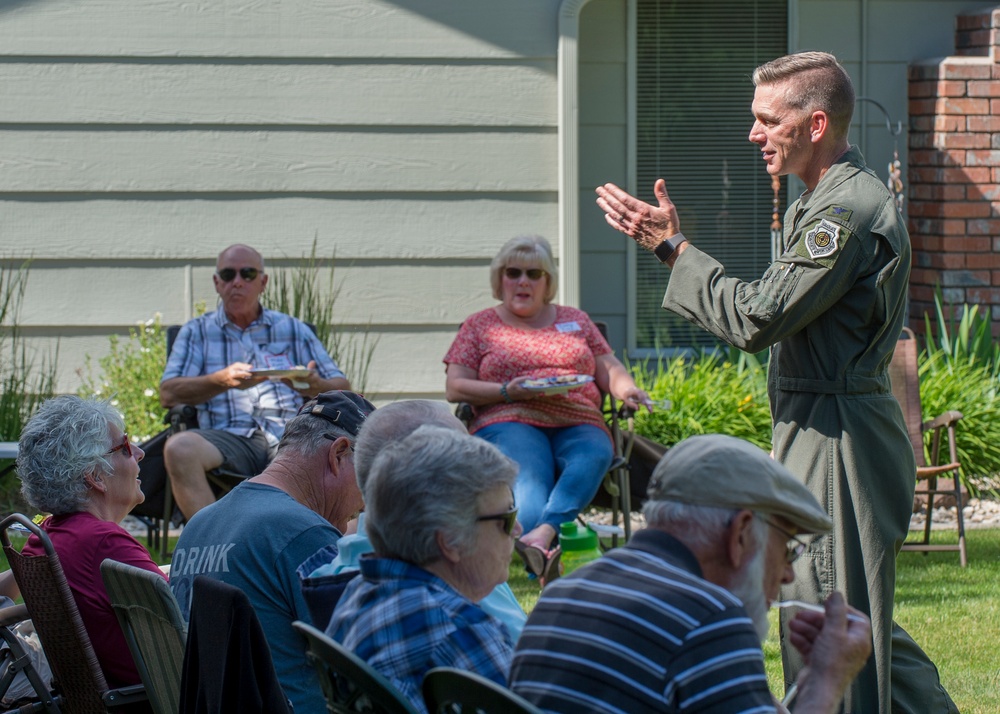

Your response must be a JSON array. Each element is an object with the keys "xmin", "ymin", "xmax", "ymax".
[{"xmin": 647, "ymin": 434, "xmax": 832, "ymax": 534}]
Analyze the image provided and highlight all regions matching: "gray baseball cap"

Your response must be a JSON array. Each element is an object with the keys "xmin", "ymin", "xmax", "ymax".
[{"xmin": 647, "ymin": 434, "xmax": 832, "ymax": 534}]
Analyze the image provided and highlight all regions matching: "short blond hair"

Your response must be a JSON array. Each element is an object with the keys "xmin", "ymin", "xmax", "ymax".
[
  {"xmin": 753, "ymin": 51, "xmax": 855, "ymax": 140},
  {"xmin": 489, "ymin": 235, "xmax": 558, "ymax": 303}
]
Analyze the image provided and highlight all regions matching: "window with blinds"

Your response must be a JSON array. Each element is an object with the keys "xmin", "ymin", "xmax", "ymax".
[{"xmin": 635, "ymin": 0, "xmax": 788, "ymax": 351}]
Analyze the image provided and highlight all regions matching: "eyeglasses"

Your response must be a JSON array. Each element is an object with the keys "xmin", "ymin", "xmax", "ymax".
[
  {"xmin": 764, "ymin": 519, "xmax": 809, "ymax": 564},
  {"xmin": 107, "ymin": 433, "xmax": 132, "ymax": 459},
  {"xmin": 216, "ymin": 267, "xmax": 260, "ymax": 283},
  {"xmin": 477, "ymin": 506, "xmax": 519, "ymax": 536},
  {"xmin": 503, "ymin": 267, "xmax": 547, "ymax": 281}
]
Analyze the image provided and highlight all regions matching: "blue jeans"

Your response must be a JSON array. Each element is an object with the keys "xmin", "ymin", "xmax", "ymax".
[{"xmin": 477, "ymin": 422, "xmax": 612, "ymax": 533}]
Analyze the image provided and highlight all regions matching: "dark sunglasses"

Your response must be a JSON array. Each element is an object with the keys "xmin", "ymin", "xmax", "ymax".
[
  {"xmin": 477, "ymin": 506, "xmax": 519, "ymax": 536},
  {"xmin": 764, "ymin": 519, "xmax": 809, "ymax": 564},
  {"xmin": 504, "ymin": 267, "xmax": 547, "ymax": 281},
  {"xmin": 216, "ymin": 267, "xmax": 260, "ymax": 283},
  {"xmin": 107, "ymin": 433, "xmax": 133, "ymax": 459}
]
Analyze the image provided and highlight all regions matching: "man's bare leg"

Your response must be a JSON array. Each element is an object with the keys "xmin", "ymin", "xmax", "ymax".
[{"xmin": 163, "ymin": 431, "xmax": 225, "ymax": 520}]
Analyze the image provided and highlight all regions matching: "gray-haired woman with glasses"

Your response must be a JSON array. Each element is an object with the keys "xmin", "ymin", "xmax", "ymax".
[
  {"xmin": 327, "ymin": 425, "xmax": 519, "ymax": 714},
  {"xmin": 13, "ymin": 395, "xmax": 165, "ymax": 689}
]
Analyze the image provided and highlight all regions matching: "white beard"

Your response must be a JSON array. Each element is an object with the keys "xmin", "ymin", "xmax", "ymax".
[{"xmin": 729, "ymin": 545, "xmax": 770, "ymax": 642}]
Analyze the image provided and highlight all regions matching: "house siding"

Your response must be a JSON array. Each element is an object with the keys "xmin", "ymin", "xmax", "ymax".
[{"xmin": 0, "ymin": 0, "xmax": 562, "ymax": 399}]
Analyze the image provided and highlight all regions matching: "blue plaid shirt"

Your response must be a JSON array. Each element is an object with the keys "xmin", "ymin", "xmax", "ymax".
[
  {"xmin": 326, "ymin": 556, "xmax": 514, "ymax": 714},
  {"xmin": 161, "ymin": 308, "xmax": 344, "ymax": 443}
]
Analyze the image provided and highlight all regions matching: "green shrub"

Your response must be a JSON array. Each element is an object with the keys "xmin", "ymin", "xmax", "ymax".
[
  {"xmin": 628, "ymin": 349, "xmax": 771, "ymax": 450},
  {"xmin": 77, "ymin": 314, "xmax": 168, "ymax": 443},
  {"xmin": 918, "ymin": 351, "xmax": 1000, "ymax": 493}
]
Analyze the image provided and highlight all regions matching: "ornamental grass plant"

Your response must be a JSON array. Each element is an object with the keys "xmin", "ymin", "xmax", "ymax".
[
  {"xmin": 264, "ymin": 240, "xmax": 378, "ymax": 395},
  {"xmin": 0, "ymin": 261, "xmax": 57, "ymax": 515}
]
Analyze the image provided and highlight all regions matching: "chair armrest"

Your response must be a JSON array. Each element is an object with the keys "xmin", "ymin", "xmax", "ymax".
[
  {"xmin": 923, "ymin": 410, "xmax": 963, "ymax": 431},
  {"xmin": 454, "ymin": 403, "xmax": 474, "ymax": 429},
  {"xmin": 102, "ymin": 683, "xmax": 147, "ymax": 707},
  {"xmin": 0, "ymin": 603, "xmax": 29, "ymax": 628},
  {"xmin": 165, "ymin": 404, "xmax": 199, "ymax": 432}
]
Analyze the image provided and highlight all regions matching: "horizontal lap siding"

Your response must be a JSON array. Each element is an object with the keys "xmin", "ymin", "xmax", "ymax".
[
  {"xmin": 15, "ymin": 264, "xmax": 494, "ymax": 327},
  {"xmin": 0, "ymin": 0, "xmax": 562, "ymax": 398}
]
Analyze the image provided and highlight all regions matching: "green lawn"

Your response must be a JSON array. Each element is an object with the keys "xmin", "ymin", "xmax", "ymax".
[{"xmin": 511, "ymin": 528, "xmax": 1000, "ymax": 713}]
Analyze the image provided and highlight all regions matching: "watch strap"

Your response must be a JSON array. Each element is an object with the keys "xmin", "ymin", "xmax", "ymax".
[{"xmin": 653, "ymin": 233, "xmax": 688, "ymax": 263}]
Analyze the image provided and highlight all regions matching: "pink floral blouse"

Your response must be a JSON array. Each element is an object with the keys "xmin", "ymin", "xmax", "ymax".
[{"xmin": 443, "ymin": 305, "xmax": 612, "ymax": 435}]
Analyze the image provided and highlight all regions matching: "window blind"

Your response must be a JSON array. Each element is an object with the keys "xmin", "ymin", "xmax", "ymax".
[{"xmin": 635, "ymin": 0, "xmax": 788, "ymax": 350}]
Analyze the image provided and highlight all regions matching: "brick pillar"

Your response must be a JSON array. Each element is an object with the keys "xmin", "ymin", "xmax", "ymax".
[{"xmin": 908, "ymin": 7, "xmax": 1000, "ymax": 336}]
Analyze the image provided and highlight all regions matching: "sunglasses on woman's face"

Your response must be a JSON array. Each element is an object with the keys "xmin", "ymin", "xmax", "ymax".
[
  {"xmin": 504, "ymin": 267, "xmax": 546, "ymax": 281},
  {"xmin": 216, "ymin": 267, "xmax": 260, "ymax": 283},
  {"xmin": 107, "ymin": 433, "xmax": 133, "ymax": 459},
  {"xmin": 476, "ymin": 506, "xmax": 519, "ymax": 536}
]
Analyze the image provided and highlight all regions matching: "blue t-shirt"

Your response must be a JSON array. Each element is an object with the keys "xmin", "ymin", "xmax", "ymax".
[{"xmin": 170, "ymin": 481, "xmax": 341, "ymax": 714}]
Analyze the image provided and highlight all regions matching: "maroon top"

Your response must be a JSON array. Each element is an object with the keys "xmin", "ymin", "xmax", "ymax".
[{"xmin": 22, "ymin": 511, "xmax": 165, "ymax": 687}]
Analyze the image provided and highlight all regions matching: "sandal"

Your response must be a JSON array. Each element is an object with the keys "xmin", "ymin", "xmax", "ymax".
[{"xmin": 515, "ymin": 540, "xmax": 562, "ymax": 586}]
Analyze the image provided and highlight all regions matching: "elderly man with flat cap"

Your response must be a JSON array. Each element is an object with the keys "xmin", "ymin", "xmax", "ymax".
[
  {"xmin": 170, "ymin": 390, "xmax": 374, "ymax": 714},
  {"xmin": 510, "ymin": 434, "xmax": 871, "ymax": 714}
]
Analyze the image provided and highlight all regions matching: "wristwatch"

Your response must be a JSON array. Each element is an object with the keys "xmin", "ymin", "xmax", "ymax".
[{"xmin": 653, "ymin": 233, "xmax": 688, "ymax": 263}]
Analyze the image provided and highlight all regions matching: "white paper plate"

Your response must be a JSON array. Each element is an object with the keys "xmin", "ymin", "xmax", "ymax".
[
  {"xmin": 251, "ymin": 368, "xmax": 311, "ymax": 378},
  {"xmin": 522, "ymin": 374, "xmax": 594, "ymax": 394}
]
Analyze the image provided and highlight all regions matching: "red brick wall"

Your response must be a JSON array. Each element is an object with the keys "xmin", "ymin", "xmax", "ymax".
[{"xmin": 908, "ymin": 7, "xmax": 1000, "ymax": 335}]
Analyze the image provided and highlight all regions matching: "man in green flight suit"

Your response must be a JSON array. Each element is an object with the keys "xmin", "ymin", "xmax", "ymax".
[{"xmin": 596, "ymin": 51, "xmax": 956, "ymax": 713}]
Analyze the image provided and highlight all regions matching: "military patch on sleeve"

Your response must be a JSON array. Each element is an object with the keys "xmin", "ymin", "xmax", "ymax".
[
  {"xmin": 825, "ymin": 205, "xmax": 853, "ymax": 223},
  {"xmin": 804, "ymin": 219, "xmax": 841, "ymax": 260}
]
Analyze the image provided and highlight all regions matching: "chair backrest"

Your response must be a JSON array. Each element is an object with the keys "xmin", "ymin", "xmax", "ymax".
[
  {"xmin": 100, "ymin": 559, "xmax": 186, "ymax": 714},
  {"xmin": 422, "ymin": 667, "xmax": 543, "ymax": 714},
  {"xmin": 178, "ymin": 575, "xmax": 291, "ymax": 714},
  {"xmin": 889, "ymin": 326, "xmax": 927, "ymax": 468},
  {"xmin": 0, "ymin": 513, "xmax": 110, "ymax": 714},
  {"xmin": 291, "ymin": 621, "xmax": 419, "ymax": 714}
]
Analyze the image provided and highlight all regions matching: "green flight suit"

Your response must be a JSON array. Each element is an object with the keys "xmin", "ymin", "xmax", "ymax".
[{"xmin": 662, "ymin": 147, "xmax": 956, "ymax": 713}]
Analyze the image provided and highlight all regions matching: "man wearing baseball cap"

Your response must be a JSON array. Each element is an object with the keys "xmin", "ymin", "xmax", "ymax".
[
  {"xmin": 170, "ymin": 390, "xmax": 375, "ymax": 714},
  {"xmin": 510, "ymin": 434, "xmax": 872, "ymax": 714}
]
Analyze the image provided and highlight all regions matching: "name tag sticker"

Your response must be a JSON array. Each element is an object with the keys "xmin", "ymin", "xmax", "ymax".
[
  {"xmin": 263, "ymin": 353, "xmax": 294, "ymax": 370},
  {"xmin": 555, "ymin": 321, "xmax": 581, "ymax": 333}
]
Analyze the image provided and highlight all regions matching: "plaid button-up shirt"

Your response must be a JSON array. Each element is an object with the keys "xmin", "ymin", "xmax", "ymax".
[
  {"xmin": 161, "ymin": 308, "xmax": 344, "ymax": 443},
  {"xmin": 327, "ymin": 556, "xmax": 513, "ymax": 714}
]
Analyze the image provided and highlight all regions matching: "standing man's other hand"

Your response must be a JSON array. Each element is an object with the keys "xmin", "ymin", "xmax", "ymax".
[{"xmin": 596, "ymin": 179, "xmax": 682, "ymax": 252}]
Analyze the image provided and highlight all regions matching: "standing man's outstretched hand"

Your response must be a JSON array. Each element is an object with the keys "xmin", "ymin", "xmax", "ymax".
[{"xmin": 596, "ymin": 179, "xmax": 682, "ymax": 252}]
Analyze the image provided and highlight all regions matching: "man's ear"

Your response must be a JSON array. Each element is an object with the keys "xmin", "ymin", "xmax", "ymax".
[
  {"xmin": 725, "ymin": 509, "xmax": 757, "ymax": 569},
  {"xmin": 326, "ymin": 436, "xmax": 352, "ymax": 475},
  {"xmin": 809, "ymin": 110, "xmax": 829, "ymax": 143}
]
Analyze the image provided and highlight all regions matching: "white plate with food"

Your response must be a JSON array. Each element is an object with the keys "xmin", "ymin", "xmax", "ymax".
[
  {"xmin": 251, "ymin": 368, "xmax": 311, "ymax": 389},
  {"xmin": 522, "ymin": 374, "xmax": 594, "ymax": 395},
  {"xmin": 251, "ymin": 368, "xmax": 311, "ymax": 379}
]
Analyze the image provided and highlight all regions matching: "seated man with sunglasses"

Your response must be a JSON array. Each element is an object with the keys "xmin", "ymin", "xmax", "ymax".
[
  {"xmin": 160, "ymin": 243, "xmax": 350, "ymax": 520},
  {"xmin": 510, "ymin": 434, "xmax": 873, "ymax": 714}
]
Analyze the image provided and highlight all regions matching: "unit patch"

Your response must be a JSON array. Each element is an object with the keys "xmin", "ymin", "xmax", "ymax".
[{"xmin": 804, "ymin": 219, "xmax": 841, "ymax": 260}]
